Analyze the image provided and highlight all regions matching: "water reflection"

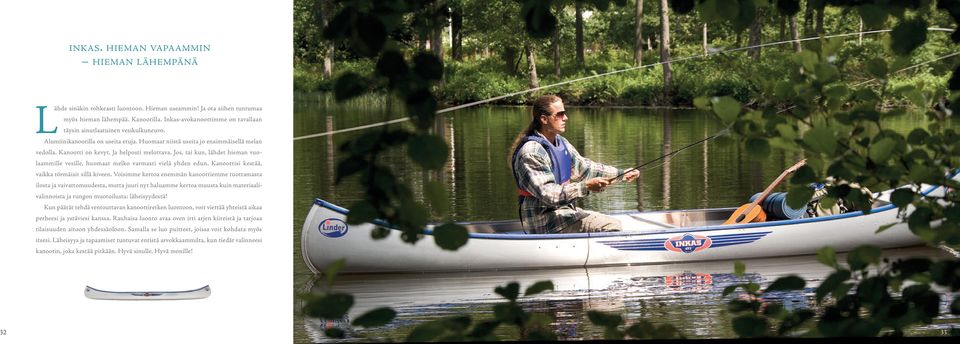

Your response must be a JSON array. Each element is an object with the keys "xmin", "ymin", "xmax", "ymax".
[
  {"xmin": 299, "ymin": 247, "xmax": 953, "ymax": 341},
  {"xmin": 293, "ymin": 100, "xmax": 955, "ymax": 342}
]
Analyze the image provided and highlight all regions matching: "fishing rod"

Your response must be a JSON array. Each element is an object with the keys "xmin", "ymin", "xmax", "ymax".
[{"xmin": 605, "ymin": 124, "xmax": 732, "ymax": 183}]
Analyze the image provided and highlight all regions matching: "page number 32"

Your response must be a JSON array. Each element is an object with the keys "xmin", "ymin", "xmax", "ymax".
[{"xmin": 0, "ymin": 329, "xmax": 6, "ymax": 335}]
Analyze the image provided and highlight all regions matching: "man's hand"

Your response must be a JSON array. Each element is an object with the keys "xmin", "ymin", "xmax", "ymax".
[
  {"xmin": 586, "ymin": 177, "xmax": 611, "ymax": 192},
  {"xmin": 623, "ymin": 169, "xmax": 640, "ymax": 182}
]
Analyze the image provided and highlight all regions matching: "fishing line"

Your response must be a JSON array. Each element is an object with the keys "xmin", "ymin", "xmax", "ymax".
[
  {"xmin": 293, "ymin": 27, "xmax": 954, "ymax": 141},
  {"xmin": 850, "ymin": 51, "xmax": 960, "ymax": 88},
  {"xmin": 776, "ymin": 49, "xmax": 960, "ymax": 116},
  {"xmin": 606, "ymin": 124, "xmax": 732, "ymax": 182}
]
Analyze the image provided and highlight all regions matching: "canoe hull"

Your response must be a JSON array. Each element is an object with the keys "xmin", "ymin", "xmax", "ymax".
[
  {"xmin": 84, "ymin": 285, "xmax": 211, "ymax": 300},
  {"xmin": 301, "ymin": 201, "xmax": 589, "ymax": 274},
  {"xmin": 303, "ymin": 172, "xmax": 960, "ymax": 274},
  {"xmin": 301, "ymin": 197, "xmax": 929, "ymax": 274},
  {"xmin": 585, "ymin": 207, "xmax": 919, "ymax": 267}
]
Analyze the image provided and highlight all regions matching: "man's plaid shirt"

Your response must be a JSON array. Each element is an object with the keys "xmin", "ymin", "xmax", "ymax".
[{"xmin": 513, "ymin": 132, "xmax": 623, "ymax": 234}]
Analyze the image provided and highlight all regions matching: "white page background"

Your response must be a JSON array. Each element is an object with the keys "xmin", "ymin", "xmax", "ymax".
[{"xmin": 0, "ymin": 1, "xmax": 293, "ymax": 343}]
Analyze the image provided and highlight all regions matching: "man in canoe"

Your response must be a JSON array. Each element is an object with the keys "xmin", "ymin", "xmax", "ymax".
[{"xmin": 510, "ymin": 95, "xmax": 640, "ymax": 234}]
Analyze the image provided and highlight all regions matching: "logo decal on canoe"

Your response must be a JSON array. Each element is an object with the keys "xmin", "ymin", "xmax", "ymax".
[
  {"xmin": 319, "ymin": 218, "xmax": 348, "ymax": 238},
  {"xmin": 132, "ymin": 292, "xmax": 163, "ymax": 297},
  {"xmin": 664, "ymin": 233, "xmax": 712, "ymax": 253},
  {"xmin": 597, "ymin": 232, "xmax": 771, "ymax": 251}
]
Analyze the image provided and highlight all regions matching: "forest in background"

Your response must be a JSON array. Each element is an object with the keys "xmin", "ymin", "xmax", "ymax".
[
  {"xmin": 297, "ymin": 1, "xmax": 960, "ymax": 339},
  {"xmin": 294, "ymin": 0, "xmax": 956, "ymax": 106}
]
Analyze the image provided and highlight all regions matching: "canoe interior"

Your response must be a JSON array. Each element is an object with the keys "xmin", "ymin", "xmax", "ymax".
[{"xmin": 448, "ymin": 199, "xmax": 892, "ymax": 234}]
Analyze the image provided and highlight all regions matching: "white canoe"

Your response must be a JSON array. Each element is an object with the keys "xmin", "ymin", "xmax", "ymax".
[
  {"xmin": 301, "ymin": 180, "xmax": 954, "ymax": 274},
  {"xmin": 84, "ymin": 285, "xmax": 211, "ymax": 300}
]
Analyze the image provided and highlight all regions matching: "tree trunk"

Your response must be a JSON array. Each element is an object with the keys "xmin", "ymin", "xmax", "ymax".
[
  {"xmin": 790, "ymin": 15, "xmax": 801, "ymax": 52},
  {"xmin": 321, "ymin": 0, "xmax": 334, "ymax": 79},
  {"xmin": 780, "ymin": 15, "xmax": 786, "ymax": 46},
  {"xmin": 748, "ymin": 8, "xmax": 763, "ymax": 61},
  {"xmin": 816, "ymin": 7, "xmax": 824, "ymax": 35},
  {"xmin": 575, "ymin": 1, "xmax": 585, "ymax": 67},
  {"xmin": 660, "ymin": 0, "xmax": 672, "ymax": 98},
  {"xmin": 647, "ymin": 36, "xmax": 652, "ymax": 51},
  {"xmin": 552, "ymin": 22, "xmax": 561, "ymax": 76},
  {"xmin": 503, "ymin": 47, "xmax": 519, "ymax": 74},
  {"xmin": 432, "ymin": 28, "xmax": 444, "ymax": 84},
  {"xmin": 451, "ymin": 8, "xmax": 463, "ymax": 61},
  {"xmin": 526, "ymin": 42, "xmax": 539, "ymax": 89},
  {"xmin": 432, "ymin": 29, "xmax": 443, "ymax": 59},
  {"xmin": 431, "ymin": 25, "xmax": 443, "ymax": 60},
  {"xmin": 858, "ymin": 17, "xmax": 863, "ymax": 45},
  {"xmin": 702, "ymin": 23, "xmax": 708, "ymax": 56},
  {"xmin": 635, "ymin": 0, "xmax": 644, "ymax": 66},
  {"xmin": 803, "ymin": 1, "xmax": 814, "ymax": 37},
  {"xmin": 736, "ymin": 31, "xmax": 742, "ymax": 48}
]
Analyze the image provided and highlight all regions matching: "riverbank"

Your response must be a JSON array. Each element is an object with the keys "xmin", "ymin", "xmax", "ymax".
[{"xmin": 295, "ymin": 43, "xmax": 951, "ymax": 108}]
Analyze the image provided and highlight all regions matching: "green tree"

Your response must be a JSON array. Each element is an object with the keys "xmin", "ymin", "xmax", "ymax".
[
  {"xmin": 526, "ymin": 41, "xmax": 540, "ymax": 88},
  {"xmin": 636, "ymin": 0, "xmax": 645, "ymax": 65},
  {"xmin": 576, "ymin": 1, "xmax": 586, "ymax": 66},
  {"xmin": 320, "ymin": 0, "xmax": 335, "ymax": 79},
  {"xmin": 748, "ymin": 7, "xmax": 764, "ymax": 61},
  {"xmin": 305, "ymin": 0, "xmax": 960, "ymax": 339},
  {"xmin": 660, "ymin": 0, "xmax": 672, "ymax": 96},
  {"xmin": 451, "ymin": 1, "xmax": 464, "ymax": 61}
]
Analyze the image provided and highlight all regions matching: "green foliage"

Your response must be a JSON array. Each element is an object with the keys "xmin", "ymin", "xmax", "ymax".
[
  {"xmin": 352, "ymin": 307, "xmax": 397, "ymax": 328},
  {"xmin": 520, "ymin": 0, "xmax": 558, "ymax": 38},
  {"xmin": 786, "ymin": 185, "xmax": 815, "ymax": 209},
  {"xmin": 432, "ymin": 223, "xmax": 469, "ymax": 251},
  {"xmin": 524, "ymin": 281, "xmax": 555, "ymax": 296},
  {"xmin": 711, "ymin": 96, "xmax": 743, "ymax": 123},
  {"xmin": 495, "ymin": 282, "xmax": 521, "ymax": 302},
  {"xmin": 724, "ymin": 246, "xmax": 960, "ymax": 338},
  {"xmin": 303, "ymin": 0, "xmax": 960, "ymax": 340},
  {"xmin": 746, "ymin": 137, "xmax": 771, "ymax": 159},
  {"xmin": 302, "ymin": 292, "xmax": 354, "ymax": 320},
  {"xmin": 407, "ymin": 134, "xmax": 449, "ymax": 169},
  {"xmin": 302, "ymin": 269, "xmax": 559, "ymax": 341},
  {"xmin": 817, "ymin": 246, "xmax": 838, "ymax": 269},
  {"xmin": 439, "ymin": 61, "xmax": 528, "ymax": 103},
  {"xmin": 309, "ymin": 0, "xmax": 468, "ymax": 249},
  {"xmin": 696, "ymin": 0, "xmax": 759, "ymax": 31},
  {"xmin": 814, "ymin": 246, "xmax": 959, "ymax": 337},
  {"xmin": 847, "ymin": 245, "xmax": 882, "ymax": 271},
  {"xmin": 587, "ymin": 310, "xmax": 685, "ymax": 339},
  {"xmin": 324, "ymin": 258, "xmax": 346, "ymax": 288},
  {"xmin": 890, "ymin": 18, "xmax": 928, "ymax": 56},
  {"xmin": 723, "ymin": 262, "xmax": 814, "ymax": 337},
  {"xmin": 803, "ymin": 127, "xmax": 837, "ymax": 155},
  {"xmin": 424, "ymin": 181, "xmax": 449, "ymax": 216},
  {"xmin": 402, "ymin": 281, "xmax": 559, "ymax": 341},
  {"xmin": 334, "ymin": 72, "xmax": 369, "ymax": 101},
  {"xmin": 766, "ymin": 276, "xmax": 806, "ymax": 292},
  {"xmin": 891, "ymin": 188, "xmax": 916, "ymax": 208},
  {"xmin": 301, "ymin": 260, "xmax": 362, "ymax": 340}
]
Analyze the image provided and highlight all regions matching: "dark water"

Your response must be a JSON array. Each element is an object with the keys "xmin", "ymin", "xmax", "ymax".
[{"xmin": 293, "ymin": 96, "xmax": 958, "ymax": 341}]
